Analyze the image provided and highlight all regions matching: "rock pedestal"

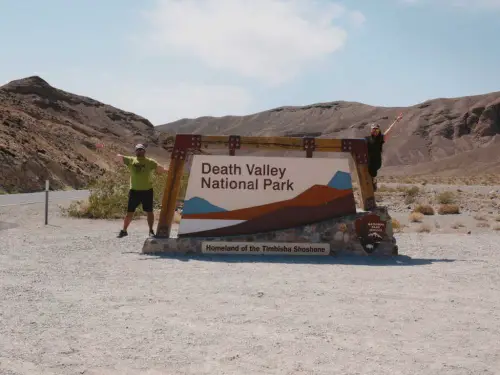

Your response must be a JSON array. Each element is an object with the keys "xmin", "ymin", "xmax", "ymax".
[{"xmin": 142, "ymin": 206, "xmax": 398, "ymax": 257}]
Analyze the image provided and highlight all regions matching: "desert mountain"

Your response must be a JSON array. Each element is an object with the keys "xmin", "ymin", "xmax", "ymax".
[
  {"xmin": 0, "ymin": 76, "xmax": 172, "ymax": 193},
  {"xmin": 158, "ymin": 92, "xmax": 500, "ymax": 177}
]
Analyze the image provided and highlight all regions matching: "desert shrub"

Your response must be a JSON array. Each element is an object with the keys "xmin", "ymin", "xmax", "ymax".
[
  {"xmin": 403, "ymin": 185, "xmax": 420, "ymax": 204},
  {"xmin": 438, "ymin": 204, "xmax": 460, "ymax": 215},
  {"xmin": 493, "ymin": 225, "xmax": 500, "ymax": 231},
  {"xmin": 63, "ymin": 166, "xmax": 189, "ymax": 219},
  {"xmin": 417, "ymin": 224, "xmax": 431, "ymax": 233},
  {"xmin": 413, "ymin": 204, "xmax": 435, "ymax": 215},
  {"xmin": 436, "ymin": 191, "xmax": 456, "ymax": 204},
  {"xmin": 409, "ymin": 212, "xmax": 424, "ymax": 222},
  {"xmin": 392, "ymin": 218, "xmax": 402, "ymax": 232},
  {"xmin": 476, "ymin": 222, "xmax": 490, "ymax": 228},
  {"xmin": 406, "ymin": 185, "xmax": 420, "ymax": 196},
  {"xmin": 451, "ymin": 222, "xmax": 465, "ymax": 229}
]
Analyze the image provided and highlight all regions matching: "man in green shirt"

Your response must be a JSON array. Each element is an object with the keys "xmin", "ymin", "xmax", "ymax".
[{"xmin": 115, "ymin": 144, "xmax": 168, "ymax": 238}]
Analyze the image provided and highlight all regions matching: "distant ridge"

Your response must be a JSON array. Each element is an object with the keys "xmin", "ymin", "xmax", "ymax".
[
  {"xmin": 156, "ymin": 90, "xmax": 500, "ymax": 177},
  {"xmin": 0, "ymin": 75, "xmax": 171, "ymax": 193}
]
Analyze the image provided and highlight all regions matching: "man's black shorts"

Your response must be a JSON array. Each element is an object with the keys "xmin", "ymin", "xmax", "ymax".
[{"xmin": 127, "ymin": 189, "xmax": 154, "ymax": 213}]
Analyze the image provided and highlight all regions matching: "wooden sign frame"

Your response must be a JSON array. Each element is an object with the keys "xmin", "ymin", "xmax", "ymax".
[{"xmin": 156, "ymin": 134, "xmax": 376, "ymax": 237}]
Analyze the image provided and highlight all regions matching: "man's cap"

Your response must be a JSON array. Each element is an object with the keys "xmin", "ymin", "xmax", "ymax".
[
  {"xmin": 135, "ymin": 143, "xmax": 146, "ymax": 150},
  {"xmin": 370, "ymin": 123, "xmax": 380, "ymax": 130}
]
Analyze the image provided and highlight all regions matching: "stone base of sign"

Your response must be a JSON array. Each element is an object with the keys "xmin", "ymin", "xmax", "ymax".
[{"xmin": 142, "ymin": 206, "xmax": 398, "ymax": 257}]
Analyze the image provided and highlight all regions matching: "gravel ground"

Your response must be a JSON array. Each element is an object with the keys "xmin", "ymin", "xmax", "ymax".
[{"xmin": 1, "ymin": 202, "xmax": 500, "ymax": 375}]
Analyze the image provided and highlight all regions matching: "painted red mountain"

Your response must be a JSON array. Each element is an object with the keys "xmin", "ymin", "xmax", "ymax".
[
  {"xmin": 179, "ymin": 184, "xmax": 356, "ymax": 237},
  {"xmin": 183, "ymin": 185, "xmax": 353, "ymax": 220}
]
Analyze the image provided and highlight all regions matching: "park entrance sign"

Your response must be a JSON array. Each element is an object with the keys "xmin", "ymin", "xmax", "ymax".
[
  {"xmin": 178, "ymin": 155, "xmax": 356, "ymax": 237},
  {"xmin": 142, "ymin": 134, "xmax": 398, "ymax": 257}
]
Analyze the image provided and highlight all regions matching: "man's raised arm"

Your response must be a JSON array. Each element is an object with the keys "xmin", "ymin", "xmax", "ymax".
[
  {"xmin": 156, "ymin": 164, "xmax": 169, "ymax": 174},
  {"xmin": 116, "ymin": 154, "xmax": 131, "ymax": 165},
  {"xmin": 384, "ymin": 113, "xmax": 403, "ymax": 141}
]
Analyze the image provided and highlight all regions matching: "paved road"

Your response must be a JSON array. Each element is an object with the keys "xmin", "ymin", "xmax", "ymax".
[{"xmin": 0, "ymin": 190, "xmax": 89, "ymax": 207}]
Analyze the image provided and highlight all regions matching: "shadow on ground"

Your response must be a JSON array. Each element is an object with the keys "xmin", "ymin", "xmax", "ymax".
[
  {"xmin": 0, "ymin": 221, "xmax": 19, "ymax": 231},
  {"xmin": 140, "ymin": 253, "xmax": 455, "ymax": 266}
]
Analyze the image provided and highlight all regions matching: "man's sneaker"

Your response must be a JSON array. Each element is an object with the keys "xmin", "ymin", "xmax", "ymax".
[
  {"xmin": 117, "ymin": 230, "xmax": 128, "ymax": 238},
  {"xmin": 149, "ymin": 229, "xmax": 156, "ymax": 237}
]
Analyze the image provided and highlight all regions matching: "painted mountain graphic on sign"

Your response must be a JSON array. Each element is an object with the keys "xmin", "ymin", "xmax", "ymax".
[
  {"xmin": 182, "ymin": 171, "xmax": 353, "ymax": 220},
  {"xmin": 183, "ymin": 197, "xmax": 227, "ymax": 215},
  {"xmin": 327, "ymin": 171, "xmax": 352, "ymax": 190},
  {"xmin": 180, "ymin": 192, "xmax": 356, "ymax": 238},
  {"xmin": 179, "ymin": 170, "xmax": 357, "ymax": 237},
  {"xmin": 182, "ymin": 184, "xmax": 353, "ymax": 221}
]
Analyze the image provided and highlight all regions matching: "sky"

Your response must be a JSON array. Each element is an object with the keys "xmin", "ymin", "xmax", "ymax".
[{"xmin": 1, "ymin": 0, "xmax": 500, "ymax": 125}]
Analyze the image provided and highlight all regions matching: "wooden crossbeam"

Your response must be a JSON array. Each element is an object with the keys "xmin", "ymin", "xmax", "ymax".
[{"xmin": 155, "ymin": 134, "xmax": 376, "ymax": 237}]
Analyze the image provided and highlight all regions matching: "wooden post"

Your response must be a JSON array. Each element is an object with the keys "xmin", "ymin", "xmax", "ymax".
[
  {"xmin": 354, "ymin": 163, "xmax": 376, "ymax": 210},
  {"xmin": 156, "ymin": 158, "xmax": 184, "ymax": 237},
  {"xmin": 341, "ymin": 138, "xmax": 376, "ymax": 211},
  {"xmin": 44, "ymin": 179, "xmax": 49, "ymax": 225},
  {"xmin": 156, "ymin": 134, "xmax": 200, "ymax": 237}
]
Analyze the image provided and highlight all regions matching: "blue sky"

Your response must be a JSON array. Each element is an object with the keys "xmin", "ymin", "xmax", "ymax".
[{"xmin": 1, "ymin": 0, "xmax": 500, "ymax": 125}]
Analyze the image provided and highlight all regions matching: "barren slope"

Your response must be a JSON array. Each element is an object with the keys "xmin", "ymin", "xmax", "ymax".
[
  {"xmin": 158, "ymin": 92, "xmax": 500, "ymax": 177},
  {"xmin": 0, "ymin": 76, "xmax": 172, "ymax": 193}
]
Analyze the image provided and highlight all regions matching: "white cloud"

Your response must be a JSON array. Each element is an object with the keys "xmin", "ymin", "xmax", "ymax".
[
  {"xmin": 110, "ymin": 83, "xmax": 253, "ymax": 124},
  {"xmin": 348, "ymin": 10, "xmax": 366, "ymax": 27},
  {"xmin": 401, "ymin": 0, "xmax": 500, "ymax": 8},
  {"xmin": 142, "ymin": 0, "xmax": 364, "ymax": 85},
  {"xmin": 47, "ymin": 69, "xmax": 253, "ymax": 124}
]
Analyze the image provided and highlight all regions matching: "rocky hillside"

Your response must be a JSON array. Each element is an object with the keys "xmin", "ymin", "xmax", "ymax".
[
  {"xmin": 0, "ymin": 76, "xmax": 172, "ymax": 193},
  {"xmin": 158, "ymin": 92, "xmax": 500, "ymax": 177}
]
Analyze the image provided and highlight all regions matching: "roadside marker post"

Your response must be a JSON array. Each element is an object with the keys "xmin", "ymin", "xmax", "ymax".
[{"xmin": 45, "ymin": 180, "xmax": 49, "ymax": 225}]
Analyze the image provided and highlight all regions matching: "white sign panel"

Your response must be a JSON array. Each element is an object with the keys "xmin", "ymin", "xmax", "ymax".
[
  {"xmin": 201, "ymin": 241, "xmax": 330, "ymax": 255},
  {"xmin": 179, "ymin": 155, "xmax": 356, "ymax": 236}
]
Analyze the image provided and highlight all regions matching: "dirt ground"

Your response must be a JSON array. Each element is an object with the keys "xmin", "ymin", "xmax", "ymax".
[
  {"xmin": 1, "ymin": 199, "xmax": 500, "ymax": 375},
  {"xmin": 371, "ymin": 182, "xmax": 500, "ymax": 235}
]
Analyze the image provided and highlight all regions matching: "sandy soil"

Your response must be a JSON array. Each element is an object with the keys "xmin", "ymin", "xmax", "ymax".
[
  {"xmin": 1, "ymin": 201, "xmax": 500, "ymax": 374},
  {"xmin": 371, "ymin": 182, "xmax": 500, "ymax": 235}
]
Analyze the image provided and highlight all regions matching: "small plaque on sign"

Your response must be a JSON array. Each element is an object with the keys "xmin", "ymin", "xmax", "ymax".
[
  {"xmin": 201, "ymin": 241, "xmax": 330, "ymax": 255},
  {"xmin": 355, "ymin": 214, "xmax": 386, "ymax": 239}
]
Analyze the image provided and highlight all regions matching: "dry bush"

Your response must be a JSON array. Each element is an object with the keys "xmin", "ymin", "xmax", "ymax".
[
  {"xmin": 451, "ymin": 222, "xmax": 465, "ymax": 229},
  {"xmin": 404, "ymin": 185, "xmax": 420, "ymax": 204},
  {"xmin": 417, "ymin": 224, "xmax": 432, "ymax": 233},
  {"xmin": 436, "ymin": 191, "xmax": 456, "ymax": 204},
  {"xmin": 63, "ymin": 166, "xmax": 189, "ymax": 219},
  {"xmin": 495, "ymin": 216, "xmax": 500, "ymax": 222},
  {"xmin": 413, "ymin": 204, "xmax": 435, "ymax": 215},
  {"xmin": 392, "ymin": 218, "xmax": 402, "ymax": 232},
  {"xmin": 477, "ymin": 222, "xmax": 490, "ymax": 228},
  {"xmin": 380, "ymin": 174, "xmax": 500, "ymax": 186},
  {"xmin": 409, "ymin": 212, "xmax": 424, "ymax": 222},
  {"xmin": 493, "ymin": 225, "xmax": 500, "ymax": 231},
  {"xmin": 438, "ymin": 204, "xmax": 460, "ymax": 215},
  {"xmin": 376, "ymin": 184, "xmax": 398, "ymax": 193},
  {"xmin": 474, "ymin": 214, "xmax": 488, "ymax": 221}
]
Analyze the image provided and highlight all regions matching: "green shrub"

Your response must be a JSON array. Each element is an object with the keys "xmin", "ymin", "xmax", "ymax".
[
  {"xmin": 413, "ymin": 204, "xmax": 435, "ymax": 215},
  {"xmin": 63, "ymin": 166, "xmax": 189, "ymax": 219},
  {"xmin": 436, "ymin": 191, "xmax": 456, "ymax": 204}
]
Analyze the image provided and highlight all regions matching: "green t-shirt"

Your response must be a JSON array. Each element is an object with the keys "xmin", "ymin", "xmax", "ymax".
[{"xmin": 123, "ymin": 156, "xmax": 158, "ymax": 190}]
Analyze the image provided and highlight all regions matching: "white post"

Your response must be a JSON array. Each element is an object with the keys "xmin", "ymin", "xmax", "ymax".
[{"xmin": 44, "ymin": 180, "xmax": 49, "ymax": 225}]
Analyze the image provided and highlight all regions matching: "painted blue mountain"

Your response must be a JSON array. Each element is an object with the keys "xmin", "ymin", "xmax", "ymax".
[
  {"xmin": 183, "ymin": 197, "xmax": 227, "ymax": 215},
  {"xmin": 327, "ymin": 171, "xmax": 352, "ymax": 190}
]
